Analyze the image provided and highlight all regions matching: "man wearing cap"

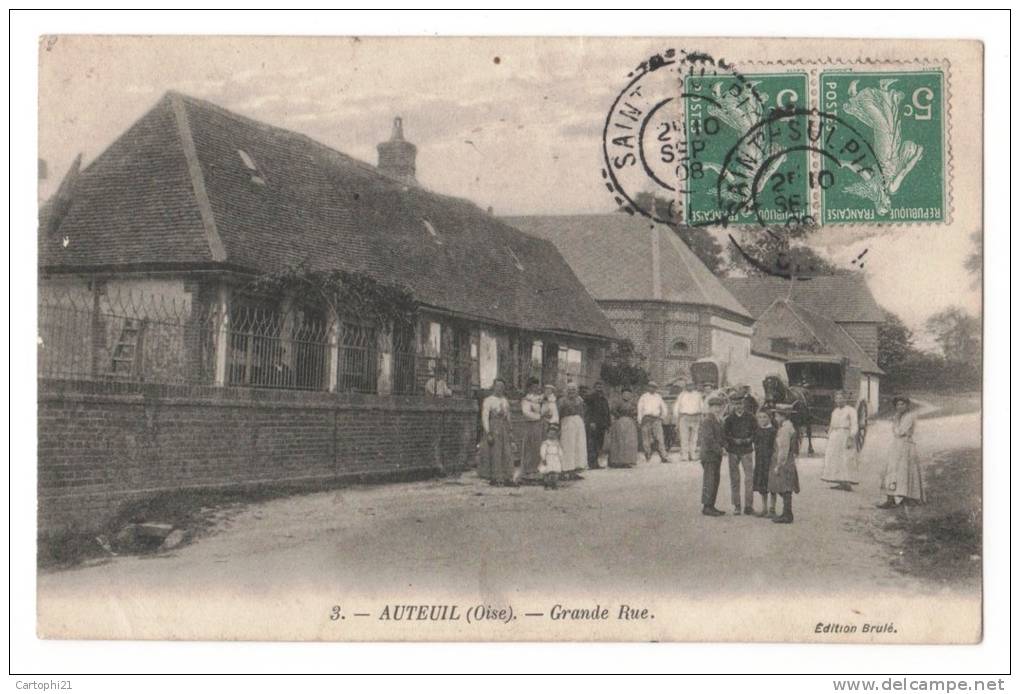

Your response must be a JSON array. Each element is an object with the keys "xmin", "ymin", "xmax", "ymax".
[
  {"xmin": 672, "ymin": 381, "xmax": 704, "ymax": 462},
  {"xmin": 738, "ymin": 384, "xmax": 759, "ymax": 416},
  {"xmin": 724, "ymin": 392, "xmax": 757, "ymax": 515},
  {"xmin": 698, "ymin": 396, "xmax": 726, "ymax": 516},
  {"xmin": 637, "ymin": 381, "xmax": 669, "ymax": 463}
]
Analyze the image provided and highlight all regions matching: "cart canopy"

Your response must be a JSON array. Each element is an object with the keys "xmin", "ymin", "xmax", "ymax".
[
  {"xmin": 690, "ymin": 360, "xmax": 723, "ymax": 388},
  {"xmin": 784, "ymin": 357, "xmax": 847, "ymax": 390}
]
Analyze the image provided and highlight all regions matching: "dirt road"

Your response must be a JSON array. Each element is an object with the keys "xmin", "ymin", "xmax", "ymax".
[{"xmin": 38, "ymin": 408, "xmax": 981, "ymax": 641}]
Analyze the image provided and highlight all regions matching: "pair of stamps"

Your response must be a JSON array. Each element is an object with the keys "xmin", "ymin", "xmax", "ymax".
[{"xmin": 603, "ymin": 50, "xmax": 947, "ymax": 228}]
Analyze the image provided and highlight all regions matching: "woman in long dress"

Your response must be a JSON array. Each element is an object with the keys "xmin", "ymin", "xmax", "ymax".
[
  {"xmin": 519, "ymin": 378, "xmax": 545, "ymax": 483},
  {"xmin": 607, "ymin": 387, "xmax": 639, "ymax": 468},
  {"xmin": 821, "ymin": 391, "xmax": 860, "ymax": 491},
  {"xmin": 478, "ymin": 379, "xmax": 516, "ymax": 486},
  {"xmin": 878, "ymin": 395, "xmax": 925, "ymax": 508},
  {"xmin": 557, "ymin": 382, "xmax": 588, "ymax": 480}
]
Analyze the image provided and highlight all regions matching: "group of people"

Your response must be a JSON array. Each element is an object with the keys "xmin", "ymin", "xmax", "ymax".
[
  {"xmin": 477, "ymin": 378, "xmax": 645, "ymax": 489},
  {"xmin": 478, "ymin": 377, "xmax": 925, "ymax": 519},
  {"xmin": 697, "ymin": 393, "xmax": 801, "ymax": 522},
  {"xmin": 636, "ymin": 380, "xmax": 760, "ymax": 464},
  {"xmin": 697, "ymin": 389, "xmax": 925, "ymax": 522}
]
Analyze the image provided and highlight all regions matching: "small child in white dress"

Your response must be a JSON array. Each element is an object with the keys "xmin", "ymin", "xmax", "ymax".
[{"xmin": 539, "ymin": 425, "xmax": 563, "ymax": 490}]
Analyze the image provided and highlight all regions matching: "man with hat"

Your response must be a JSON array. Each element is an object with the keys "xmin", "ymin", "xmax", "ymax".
[
  {"xmin": 637, "ymin": 381, "xmax": 669, "ymax": 463},
  {"xmin": 724, "ymin": 391, "xmax": 758, "ymax": 515},
  {"xmin": 698, "ymin": 395, "xmax": 726, "ymax": 516},
  {"xmin": 737, "ymin": 383, "xmax": 759, "ymax": 416}
]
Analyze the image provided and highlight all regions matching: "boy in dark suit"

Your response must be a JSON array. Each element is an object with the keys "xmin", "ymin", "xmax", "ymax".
[{"xmin": 698, "ymin": 396, "xmax": 726, "ymax": 516}]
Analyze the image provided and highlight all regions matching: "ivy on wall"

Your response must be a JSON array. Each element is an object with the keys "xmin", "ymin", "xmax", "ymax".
[{"xmin": 244, "ymin": 263, "xmax": 418, "ymax": 329}]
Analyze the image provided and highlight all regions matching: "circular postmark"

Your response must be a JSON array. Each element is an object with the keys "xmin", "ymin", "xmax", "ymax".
[
  {"xmin": 600, "ymin": 48, "xmax": 767, "ymax": 227},
  {"xmin": 601, "ymin": 51, "xmax": 884, "ymax": 278},
  {"xmin": 716, "ymin": 107, "xmax": 884, "ymax": 276},
  {"xmin": 717, "ymin": 107, "xmax": 883, "ymax": 227}
]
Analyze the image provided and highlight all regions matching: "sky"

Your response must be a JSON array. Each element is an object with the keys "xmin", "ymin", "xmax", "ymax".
[{"xmin": 38, "ymin": 35, "xmax": 981, "ymax": 345}]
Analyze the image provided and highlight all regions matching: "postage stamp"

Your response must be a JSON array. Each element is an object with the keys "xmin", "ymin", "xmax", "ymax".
[
  {"xmin": 683, "ymin": 72, "xmax": 810, "ymax": 227},
  {"xmin": 603, "ymin": 57, "xmax": 951, "ymax": 230},
  {"xmin": 820, "ymin": 70, "xmax": 946, "ymax": 224}
]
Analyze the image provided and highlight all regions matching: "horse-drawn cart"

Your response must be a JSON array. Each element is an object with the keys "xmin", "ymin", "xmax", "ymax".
[
  {"xmin": 690, "ymin": 358, "xmax": 726, "ymax": 390},
  {"xmin": 786, "ymin": 356, "xmax": 869, "ymax": 448},
  {"xmin": 763, "ymin": 355, "xmax": 869, "ymax": 454}
]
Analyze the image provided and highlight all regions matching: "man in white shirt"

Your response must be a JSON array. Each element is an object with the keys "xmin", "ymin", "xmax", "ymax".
[
  {"xmin": 672, "ymin": 381, "xmax": 705, "ymax": 462},
  {"xmin": 637, "ymin": 381, "xmax": 669, "ymax": 463}
]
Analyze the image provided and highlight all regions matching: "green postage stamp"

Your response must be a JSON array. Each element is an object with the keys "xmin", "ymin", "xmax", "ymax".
[
  {"xmin": 683, "ymin": 72, "xmax": 810, "ymax": 226},
  {"xmin": 673, "ymin": 69, "xmax": 946, "ymax": 226},
  {"xmin": 820, "ymin": 70, "xmax": 946, "ymax": 224}
]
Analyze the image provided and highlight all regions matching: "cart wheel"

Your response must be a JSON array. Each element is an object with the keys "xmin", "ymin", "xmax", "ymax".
[{"xmin": 856, "ymin": 401, "xmax": 868, "ymax": 449}]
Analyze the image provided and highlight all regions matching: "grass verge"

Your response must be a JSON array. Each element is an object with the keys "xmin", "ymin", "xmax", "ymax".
[{"xmin": 880, "ymin": 447, "xmax": 981, "ymax": 585}]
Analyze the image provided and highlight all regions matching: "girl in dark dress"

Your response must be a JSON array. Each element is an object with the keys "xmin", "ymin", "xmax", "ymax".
[
  {"xmin": 607, "ymin": 388, "xmax": 639, "ymax": 468},
  {"xmin": 769, "ymin": 406, "xmax": 801, "ymax": 524},
  {"xmin": 752, "ymin": 409, "xmax": 777, "ymax": 517}
]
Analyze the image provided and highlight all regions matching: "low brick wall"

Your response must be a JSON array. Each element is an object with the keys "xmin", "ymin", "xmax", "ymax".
[{"xmin": 38, "ymin": 380, "xmax": 479, "ymax": 535}]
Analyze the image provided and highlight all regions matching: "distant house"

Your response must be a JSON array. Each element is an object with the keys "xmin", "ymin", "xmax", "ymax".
[
  {"xmin": 504, "ymin": 215, "xmax": 888, "ymax": 407},
  {"xmin": 504, "ymin": 214, "xmax": 755, "ymax": 387},
  {"xmin": 722, "ymin": 275, "xmax": 885, "ymax": 364},
  {"xmin": 38, "ymin": 92, "xmax": 617, "ymax": 394},
  {"xmin": 749, "ymin": 298, "xmax": 884, "ymax": 414}
]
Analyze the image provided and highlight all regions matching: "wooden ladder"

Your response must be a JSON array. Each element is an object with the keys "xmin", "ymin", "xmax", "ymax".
[{"xmin": 108, "ymin": 319, "xmax": 146, "ymax": 378}]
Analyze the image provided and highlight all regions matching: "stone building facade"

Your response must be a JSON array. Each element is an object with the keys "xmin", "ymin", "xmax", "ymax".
[{"xmin": 505, "ymin": 215, "xmax": 754, "ymax": 386}]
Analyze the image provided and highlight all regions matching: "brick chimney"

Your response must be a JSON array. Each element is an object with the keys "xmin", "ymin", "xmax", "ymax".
[{"xmin": 376, "ymin": 116, "xmax": 417, "ymax": 184}]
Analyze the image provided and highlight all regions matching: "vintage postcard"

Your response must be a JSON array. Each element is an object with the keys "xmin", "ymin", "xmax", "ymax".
[{"xmin": 36, "ymin": 35, "xmax": 983, "ymax": 643}]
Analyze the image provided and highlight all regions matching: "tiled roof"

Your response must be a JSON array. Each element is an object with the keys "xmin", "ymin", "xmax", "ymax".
[
  {"xmin": 39, "ymin": 92, "xmax": 616, "ymax": 341},
  {"xmin": 762, "ymin": 299, "xmax": 884, "ymax": 375},
  {"xmin": 502, "ymin": 214, "xmax": 752, "ymax": 322},
  {"xmin": 722, "ymin": 274, "xmax": 885, "ymax": 323}
]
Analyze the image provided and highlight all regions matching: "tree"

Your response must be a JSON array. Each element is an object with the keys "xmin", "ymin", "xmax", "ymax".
[
  {"xmin": 727, "ymin": 225, "xmax": 841, "ymax": 278},
  {"xmin": 680, "ymin": 226, "xmax": 727, "ymax": 276},
  {"xmin": 925, "ymin": 307, "xmax": 981, "ymax": 363},
  {"xmin": 622, "ymin": 193, "xmax": 727, "ymax": 275},
  {"xmin": 600, "ymin": 339, "xmax": 650, "ymax": 388},
  {"xmin": 964, "ymin": 230, "xmax": 981, "ymax": 288},
  {"xmin": 877, "ymin": 310, "xmax": 916, "ymax": 372}
]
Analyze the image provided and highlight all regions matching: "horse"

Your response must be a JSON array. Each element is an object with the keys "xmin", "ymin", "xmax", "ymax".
[{"xmin": 761, "ymin": 375, "xmax": 815, "ymax": 455}]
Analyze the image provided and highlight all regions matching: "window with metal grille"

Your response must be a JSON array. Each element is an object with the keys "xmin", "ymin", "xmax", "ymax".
[
  {"xmin": 227, "ymin": 298, "xmax": 283, "ymax": 388},
  {"xmin": 227, "ymin": 298, "xmax": 328, "ymax": 390},
  {"xmin": 388, "ymin": 320, "xmax": 414, "ymax": 395},
  {"xmin": 338, "ymin": 321, "xmax": 378, "ymax": 393}
]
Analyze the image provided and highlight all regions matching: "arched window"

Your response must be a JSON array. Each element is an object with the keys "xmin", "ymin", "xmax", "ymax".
[{"xmin": 670, "ymin": 338, "xmax": 690, "ymax": 354}]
